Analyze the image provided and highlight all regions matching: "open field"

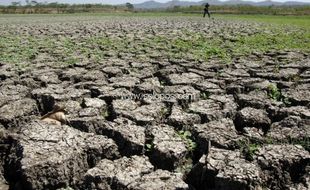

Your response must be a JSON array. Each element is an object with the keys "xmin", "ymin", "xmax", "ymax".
[
  {"xmin": 0, "ymin": 14, "xmax": 309, "ymax": 190},
  {"xmin": 217, "ymin": 14, "xmax": 310, "ymax": 28}
]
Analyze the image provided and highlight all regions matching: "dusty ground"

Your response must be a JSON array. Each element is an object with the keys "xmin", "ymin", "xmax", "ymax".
[{"xmin": 0, "ymin": 15, "xmax": 309, "ymax": 190}]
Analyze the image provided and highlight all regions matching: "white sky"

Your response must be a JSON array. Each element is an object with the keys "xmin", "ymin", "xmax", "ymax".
[{"xmin": 0, "ymin": 0, "xmax": 309, "ymax": 5}]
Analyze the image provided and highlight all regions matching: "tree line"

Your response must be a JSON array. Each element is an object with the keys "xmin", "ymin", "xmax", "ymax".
[
  {"xmin": 163, "ymin": 5, "xmax": 310, "ymax": 15},
  {"xmin": 0, "ymin": 1, "xmax": 309, "ymax": 15},
  {"xmin": 0, "ymin": 1, "xmax": 134, "ymax": 14}
]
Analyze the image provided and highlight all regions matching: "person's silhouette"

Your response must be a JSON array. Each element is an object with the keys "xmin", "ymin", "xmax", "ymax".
[{"xmin": 203, "ymin": 3, "xmax": 210, "ymax": 18}]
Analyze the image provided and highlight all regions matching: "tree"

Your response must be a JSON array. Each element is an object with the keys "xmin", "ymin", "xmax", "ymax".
[
  {"xmin": 11, "ymin": 2, "xmax": 21, "ymax": 6},
  {"xmin": 125, "ymin": 2, "xmax": 134, "ymax": 10},
  {"xmin": 31, "ymin": 1, "xmax": 38, "ymax": 6}
]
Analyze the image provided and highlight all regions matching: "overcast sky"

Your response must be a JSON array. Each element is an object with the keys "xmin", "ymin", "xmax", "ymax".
[{"xmin": 1, "ymin": 0, "xmax": 309, "ymax": 5}]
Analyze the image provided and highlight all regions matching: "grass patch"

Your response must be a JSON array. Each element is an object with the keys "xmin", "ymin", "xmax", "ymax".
[
  {"xmin": 1, "ymin": 30, "xmax": 308, "ymax": 65},
  {"xmin": 237, "ymin": 140, "xmax": 261, "ymax": 161},
  {"xmin": 216, "ymin": 14, "xmax": 310, "ymax": 29},
  {"xmin": 177, "ymin": 130, "xmax": 197, "ymax": 152}
]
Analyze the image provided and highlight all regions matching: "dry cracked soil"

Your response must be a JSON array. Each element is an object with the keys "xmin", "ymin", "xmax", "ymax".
[{"xmin": 0, "ymin": 16, "xmax": 309, "ymax": 190}]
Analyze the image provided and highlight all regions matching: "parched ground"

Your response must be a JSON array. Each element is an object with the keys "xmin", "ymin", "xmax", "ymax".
[{"xmin": 0, "ymin": 14, "xmax": 309, "ymax": 190}]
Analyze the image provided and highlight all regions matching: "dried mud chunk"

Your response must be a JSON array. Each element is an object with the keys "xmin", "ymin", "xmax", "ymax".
[
  {"xmin": 7, "ymin": 121, "xmax": 119, "ymax": 190},
  {"xmin": 62, "ymin": 100, "xmax": 82, "ymax": 119},
  {"xmin": 102, "ymin": 66, "xmax": 123, "ymax": 77},
  {"xmin": 277, "ymin": 106, "xmax": 310, "ymax": 119},
  {"xmin": 242, "ymin": 127, "xmax": 265, "ymax": 142},
  {"xmin": 78, "ymin": 108, "xmax": 100, "ymax": 117},
  {"xmin": 278, "ymin": 68, "xmax": 299, "ymax": 79},
  {"xmin": 0, "ymin": 169, "xmax": 8, "ymax": 190},
  {"xmin": 207, "ymin": 148, "xmax": 262, "ymax": 190},
  {"xmin": 78, "ymin": 97, "xmax": 108, "ymax": 117},
  {"xmin": 163, "ymin": 85, "xmax": 200, "ymax": 103},
  {"xmin": 127, "ymin": 66, "xmax": 157, "ymax": 79},
  {"xmin": 113, "ymin": 99, "xmax": 166, "ymax": 124},
  {"xmin": 267, "ymin": 117, "xmax": 309, "ymax": 150},
  {"xmin": 82, "ymin": 70, "xmax": 107, "ymax": 82},
  {"xmin": 256, "ymin": 145, "xmax": 310, "ymax": 190},
  {"xmin": 0, "ymin": 98, "xmax": 37, "ymax": 126},
  {"xmin": 146, "ymin": 125, "xmax": 188, "ymax": 170},
  {"xmin": 83, "ymin": 156, "xmax": 154, "ymax": 190},
  {"xmin": 32, "ymin": 85, "xmax": 91, "ymax": 113},
  {"xmin": 254, "ymin": 68, "xmax": 300, "ymax": 81},
  {"xmin": 113, "ymin": 99, "xmax": 139, "ymax": 113},
  {"xmin": 108, "ymin": 76, "xmax": 140, "ymax": 88},
  {"xmin": 167, "ymin": 72, "xmax": 203, "ymax": 85},
  {"xmin": 245, "ymin": 80, "xmax": 274, "ymax": 91},
  {"xmin": 188, "ymin": 148, "xmax": 262, "ymax": 190},
  {"xmin": 0, "ymin": 129, "xmax": 9, "ymax": 190},
  {"xmin": 134, "ymin": 77, "xmax": 161, "ymax": 94},
  {"xmin": 209, "ymin": 95, "xmax": 238, "ymax": 119},
  {"xmin": 59, "ymin": 68, "xmax": 88, "ymax": 82},
  {"xmin": 36, "ymin": 71, "xmax": 61, "ymax": 84},
  {"xmin": 188, "ymin": 99, "xmax": 222, "ymax": 122},
  {"xmin": 156, "ymin": 65, "xmax": 185, "ymax": 77},
  {"xmin": 168, "ymin": 106, "xmax": 201, "ymax": 128},
  {"xmin": 194, "ymin": 80, "xmax": 222, "ymax": 94},
  {"xmin": 193, "ymin": 119, "xmax": 244, "ymax": 151},
  {"xmin": 188, "ymin": 95, "xmax": 237, "ymax": 122},
  {"xmin": 127, "ymin": 169, "xmax": 188, "ymax": 190},
  {"xmin": 0, "ymin": 68, "xmax": 15, "ymax": 81},
  {"xmin": 187, "ymin": 68, "xmax": 217, "ymax": 78},
  {"xmin": 300, "ymin": 70, "xmax": 310, "ymax": 79},
  {"xmin": 236, "ymin": 92, "xmax": 275, "ymax": 109},
  {"xmin": 282, "ymin": 89, "xmax": 310, "ymax": 106},
  {"xmin": 224, "ymin": 68, "xmax": 250, "ymax": 77},
  {"xmin": 70, "ymin": 117, "xmax": 145, "ymax": 156},
  {"xmin": 235, "ymin": 107, "xmax": 271, "ymax": 132},
  {"xmin": 82, "ymin": 98, "xmax": 107, "ymax": 111},
  {"xmin": 132, "ymin": 103, "xmax": 167, "ymax": 124},
  {"xmin": 0, "ymin": 85, "xmax": 29, "ymax": 107},
  {"xmin": 98, "ymin": 87, "xmax": 133, "ymax": 100}
]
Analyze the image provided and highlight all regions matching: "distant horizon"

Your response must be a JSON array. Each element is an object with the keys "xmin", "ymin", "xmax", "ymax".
[{"xmin": 0, "ymin": 0, "xmax": 309, "ymax": 6}]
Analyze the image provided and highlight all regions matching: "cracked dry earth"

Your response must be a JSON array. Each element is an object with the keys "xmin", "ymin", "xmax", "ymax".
[{"xmin": 0, "ymin": 16, "xmax": 309, "ymax": 190}]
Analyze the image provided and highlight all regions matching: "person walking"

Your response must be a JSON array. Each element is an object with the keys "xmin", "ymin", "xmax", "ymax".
[{"xmin": 203, "ymin": 3, "xmax": 211, "ymax": 18}]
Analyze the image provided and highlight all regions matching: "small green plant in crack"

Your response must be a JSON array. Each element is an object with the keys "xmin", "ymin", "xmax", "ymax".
[
  {"xmin": 237, "ymin": 140, "xmax": 260, "ymax": 161},
  {"xmin": 265, "ymin": 136, "xmax": 309, "ymax": 151},
  {"xmin": 283, "ymin": 97, "xmax": 292, "ymax": 106},
  {"xmin": 175, "ymin": 158, "xmax": 193, "ymax": 175},
  {"xmin": 200, "ymin": 91, "xmax": 210, "ymax": 100},
  {"xmin": 159, "ymin": 80, "xmax": 168, "ymax": 86},
  {"xmin": 159, "ymin": 107, "xmax": 169, "ymax": 118},
  {"xmin": 265, "ymin": 136, "xmax": 275, "ymax": 145},
  {"xmin": 273, "ymin": 64, "xmax": 280, "ymax": 73},
  {"xmin": 267, "ymin": 84, "xmax": 281, "ymax": 101},
  {"xmin": 288, "ymin": 137, "xmax": 310, "ymax": 152},
  {"xmin": 178, "ymin": 130, "xmax": 197, "ymax": 152},
  {"xmin": 216, "ymin": 70, "xmax": 223, "ymax": 78},
  {"xmin": 102, "ymin": 109, "xmax": 109, "ymax": 119},
  {"xmin": 145, "ymin": 143, "xmax": 154, "ymax": 152},
  {"xmin": 246, "ymin": 143, "xmax": 260, "ymax": 161},
  {"xmin": 64, "ymin": 57, "xmax": 79, "ymax": 65},
  {"xmin": 291, "ymin": 75, "xmax": 301, "ymax": 82}
]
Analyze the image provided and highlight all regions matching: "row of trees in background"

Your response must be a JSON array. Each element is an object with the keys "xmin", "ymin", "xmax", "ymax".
[
  {"xmin": 0, "ymin": 1, "xmax": 134, "ymax": 14},
  {"xmin": 164, "ymin": 5, "xmax": 310, "ymax": 15},
  {"xmin": 1, "ymin": 0, "xmax": 309, "ymax": 15}
]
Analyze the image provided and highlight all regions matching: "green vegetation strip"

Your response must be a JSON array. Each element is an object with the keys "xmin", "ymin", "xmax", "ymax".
[
  {"xmin": 217, "ymin": 14, "xmax": 310, "ymax": 29},
  {"xmin": 1, "ymin": 27, "xmax": 309, "ymax": 65}
]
